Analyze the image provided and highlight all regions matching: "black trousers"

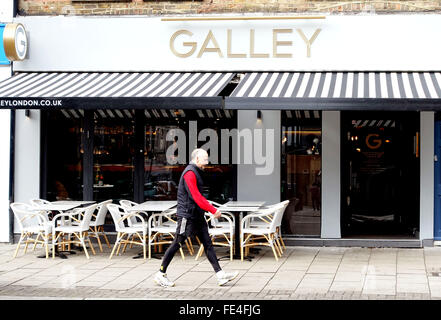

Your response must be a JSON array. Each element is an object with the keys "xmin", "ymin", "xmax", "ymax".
[{"xmin": 160, "ymin": 216, "xmax": 221, "ymax": 273}]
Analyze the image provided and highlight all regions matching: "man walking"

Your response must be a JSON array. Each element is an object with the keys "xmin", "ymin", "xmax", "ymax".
[{"xmin": 154, "ymin": 148, "xmax": 238, "ymax": 287}]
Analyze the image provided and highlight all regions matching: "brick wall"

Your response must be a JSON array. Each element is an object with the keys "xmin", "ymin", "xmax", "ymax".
[{"xmin": 18, "ymin": 0, "xmax": 441, "ymax": 16}]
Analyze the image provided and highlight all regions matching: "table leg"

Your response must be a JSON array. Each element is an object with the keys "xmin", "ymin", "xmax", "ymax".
[{"xmin": 218, "ymin": 211, "xmax": 253, "ymax": 261}]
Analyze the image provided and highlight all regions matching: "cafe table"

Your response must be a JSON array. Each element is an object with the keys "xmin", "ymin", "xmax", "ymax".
[
  {"xmin": 126, "ymin": 200, "xmax": 177, "ymax": 259},
  {"xmin": 35, "ymin": 200, "xmax": 96, "ymax": 212},
  {"xmin": 30, "ymin": 200, "xmax": 96, "ymax": 258},
  {"xmin": 217, "ymin": 201, "xmax": 265, "ymax": 261},
  {"xmin": 126, "ymin": 200, "xmax": 177, "ymax": 213}
]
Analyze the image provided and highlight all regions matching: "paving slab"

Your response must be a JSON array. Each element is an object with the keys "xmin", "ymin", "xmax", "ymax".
[
  {"xmin": 295, "ymin": 274, "xmax": 334, "ymax": 294},
  {"xmin": 0, "ymin": 245, "xmax": 441, "ymax": 299},
  {"xmin": 363, "ymin": 275, "xmax": 396, "ymax": 296},
  {"xmin": 228, "ymin": 272, "xmax": 273, "ymax": 293}
]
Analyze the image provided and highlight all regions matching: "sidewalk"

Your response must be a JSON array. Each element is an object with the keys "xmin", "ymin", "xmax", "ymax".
[{"xmin": 1, "ymin": 242, "xmax": 441, "ymax": 300}]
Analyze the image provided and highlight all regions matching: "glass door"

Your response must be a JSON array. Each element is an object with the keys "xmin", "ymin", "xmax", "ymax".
[
  {"xmin": 92, "ymin": 111, "xmax": 135, "ymax": 203},
  {"xmin": 341, "ymin": 111, "xmax": 420, "ymax": 238},
  {"xmin": 44, "ymin": 110, "xmax": 83, "ymax": 201},
  {"xmin": 281, "ymin": 110, "xmax": 322, "ymax": 237}
]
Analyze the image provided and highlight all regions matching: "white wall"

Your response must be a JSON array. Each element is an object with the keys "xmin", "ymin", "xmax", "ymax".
[
  {"xmin": 12, "ymin": 15, "xmax": 441, "ymax": 72},
  {"xmin": 420, "ymin": 112, "xmax": 434, "ymax": 241},
  {"xmin": 0, "ymin": 1, "xmax": 13, "ymax": 242},
  {"xmin": 13, "ymin": 110, "xmax": 40, "ymax": 234},
  {"xmin": 0, "ymin": 70, "xmax": 11, "ymax": 242},
  {"xmin": 237, "ymin": 110, "xmax": 281, "ymax": 205},
  {"xmin": 321, "ymin": 111, "xmax": 341, "ymax": 238}
]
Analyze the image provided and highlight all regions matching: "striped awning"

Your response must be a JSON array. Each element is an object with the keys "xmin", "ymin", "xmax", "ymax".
[
  {"xmin": 0, "ymin": 72, "xmax": 234, "ymax": 109},
  {"xmin": 226, "ymin": 72, "xmax": 441, "ymax": 110},
  {"xmin": 59, "ymin": 108, "xmax": 234, "ymax": 120}
]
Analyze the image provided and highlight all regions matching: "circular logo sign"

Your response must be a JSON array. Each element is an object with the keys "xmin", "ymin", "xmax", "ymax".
[
  {"xmin": 3, "ymin": 23, "xmax": 28, "ymax": 61},
  {"xmin": 365, "ymin": 133, "xmax": 382, "ymax": 149}
]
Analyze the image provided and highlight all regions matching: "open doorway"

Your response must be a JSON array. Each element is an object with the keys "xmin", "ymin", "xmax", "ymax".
[{"xmin": 341, "ymin": 111, "xmax": 420, "ymax": 238}]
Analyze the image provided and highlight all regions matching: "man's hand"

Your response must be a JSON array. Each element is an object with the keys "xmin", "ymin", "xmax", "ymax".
[{"xmin": 213, "ymin": 210, "xmax": 222, "ymax": 219}]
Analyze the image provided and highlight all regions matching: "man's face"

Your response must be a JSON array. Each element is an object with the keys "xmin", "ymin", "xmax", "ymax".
[{"xmin": 196, "ymin": 153, "xmax": 209, "ymax": 168}]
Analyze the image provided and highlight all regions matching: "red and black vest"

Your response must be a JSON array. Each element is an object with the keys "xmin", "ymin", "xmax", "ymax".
[{"xmin": 177, "ymin": 163, "xmax": 205, "ymax": 219}]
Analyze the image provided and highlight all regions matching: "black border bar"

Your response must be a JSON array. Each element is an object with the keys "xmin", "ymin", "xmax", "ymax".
[
  {"xmin": 225, "ymin": 97, "xmax": 441, "ymax": 111},
  {"xmin": 0, "ymin": 96, "xmax": 224, "ymax": 110}
]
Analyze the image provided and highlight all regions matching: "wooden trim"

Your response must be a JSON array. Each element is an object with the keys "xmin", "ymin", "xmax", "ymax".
[{"xmin": 162, "ymin": 16, "xmax": 326, "ymax": 22}]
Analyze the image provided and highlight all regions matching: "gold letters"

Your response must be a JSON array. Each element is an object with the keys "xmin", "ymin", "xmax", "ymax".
[
  {"xmin": 197, "ymin": 30, "xmax": 223, "ymax": 58},
  {"xmin": 170, "ymin": 30, "xmax": 197, "ymax": 58},
  {"xmin": 170, "ymin": 28, "xmax": 321, "ymax": 59},
  {"xmin": 250, "ymin": 29, "xmax": 270, "ymax": 58},
  {"xmin": 227, "ymin": 29, "xmax": 247, "ymax": 58},
  {"xmin": 297, "ymin": 28, "xmax": 321, "ymax": 58},
  {"xmin": 366, "ymin": 134, "xmax": 382, "ymax": 150},
  {"xmin": 272, "ymin": 29, "xmax": 293, "ymax": 58}
]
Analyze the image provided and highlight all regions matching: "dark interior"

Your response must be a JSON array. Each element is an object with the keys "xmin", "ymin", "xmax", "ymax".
[{"xmin": 341, "ymin": 111, "xmax": 420, "ymax": 238}]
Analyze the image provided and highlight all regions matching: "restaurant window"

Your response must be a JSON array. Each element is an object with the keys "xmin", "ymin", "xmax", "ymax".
[
  {"xmin": 44, "ymin": 108, "xmax": 236, "ymax": 210},
  {"xmin": 45, "ymin": 110, "xmax": 83, "ymax": 201},
  {"xmin": 281, "ymin": 110, "xmax": 322, "ymax": 237},
  {"xmin": 92, "ymin": 109, "xmax": 135, "ymax": 203},
  {"xmin": 144, "ymin": 109, "xmax": 236, "ymax": 204}
]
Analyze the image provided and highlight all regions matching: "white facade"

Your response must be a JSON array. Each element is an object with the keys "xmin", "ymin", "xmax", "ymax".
[
  {"xmin": 12, "ymin": 15, "xmax": 441, "ymax": 72},
  {"xmin": 0, "ymin": 1, "xmax": 13, "ymax": 242},
  {"xmin": 7, "ymin": 14, "xmax": 438, "ymax": 243}
]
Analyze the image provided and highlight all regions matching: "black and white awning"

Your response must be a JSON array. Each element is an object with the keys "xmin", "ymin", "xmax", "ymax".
[
  {"xmin": 59, "ymin": 108, "xmax": 234, "ymax": 120},
  {"xmin": 0, "ymin": 72, "xmax": 235, "ymax": 109},
  {"xmin": 3, "ymin": 71, "xmax": 441, "ymax": 111},
  {"xmin": 226, "ymin": 72, "xmax": 441, "ymax": 110}
]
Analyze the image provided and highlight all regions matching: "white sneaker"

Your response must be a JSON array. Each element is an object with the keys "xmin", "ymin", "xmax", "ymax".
[
  {"xmin": 154, "ymin": 272, "xmax": 175, "ymax": 287},
  {"xmin": 216, "ymin": 270, "xmax": 239, "ymax": 286}
]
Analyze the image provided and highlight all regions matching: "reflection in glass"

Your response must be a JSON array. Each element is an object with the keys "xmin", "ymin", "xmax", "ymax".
[
  {"xmin": 144, "ymin": 125, "xmax": 184, "ymax": 201},
  {"xmin": 93, "ymin": 115, "xmax": 135, "ymax": 203},
  {"xmin": 46, "ymin": 111, "xmax": 83, "ymax": 201},
  {"xmin": 144, "ymin": 110, "xmax": 236, "ymax": 204},
  {"xmin": 341, "ymin": 112, "xmax": 420, "ymax": 237},
  {"xmin": 281, "ymin": 111, "xmax": 322, "ymax": 237}
]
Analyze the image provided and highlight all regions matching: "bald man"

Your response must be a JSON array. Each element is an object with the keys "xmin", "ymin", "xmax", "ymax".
[{"xmin": 154, "ymin": 149, "xmax": 238, "ymax": 287}]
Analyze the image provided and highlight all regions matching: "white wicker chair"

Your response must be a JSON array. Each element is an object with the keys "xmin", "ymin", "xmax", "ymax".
[
  {"xmin": 88, "ymin": 199, "xmax": 113, "ymax": 252},
  {"xmin": 195, "ymin": 211, "xmax": 235, "ymax": 261},
  {"xmin": 247, "ymin": 200, "xmax": 290, "ymax": 254},
  {"xmin": 240, "ymin": 201, "xmax": 289, "ymax": 261},
  {"xmin": 119, "ymin": 200, "xmax": 147, "ymax": 228},
  {"xmin": 29, "ymin": 198, "xmax": 73, "ymax": 226},
  {"xmin": 107, "ymin": 203, "xmax": 148, "ymax": 259},
  {"xmin": 11, "ymin": 202, "xmax": 52, "ymax": 259},
  {"xmin": 51, "ymin": 203, "xmax": 99, "ymax": 259},
  {"xmin": 29, "ymin": 199, "xmax": 52, "ymax": 221},
  {"xmin": 147, "ymin": 208, "xmax": 190, "ymax": 259}
]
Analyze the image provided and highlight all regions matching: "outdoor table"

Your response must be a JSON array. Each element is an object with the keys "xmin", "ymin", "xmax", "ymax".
[
  {"xmin": 51, "ymin": 200, "xmax": 96, "ymax": 207},
  {"xmin": 126, "ymin": 200, "xmax": 177, "ymax": 259},
  {"xmin": 126, "ymin": 200, "xmax": 177, "ymax": 213},
  {"xmin": 30, "ymin": 200, "xmax": 96, "ymax": 259},
  {"xmin": 32, "ymin": 202, "xmax": 94, "ymax": 212},
  {"xmin": 217, "ymin": 201, "xmax": 265, "ymax": 261}
]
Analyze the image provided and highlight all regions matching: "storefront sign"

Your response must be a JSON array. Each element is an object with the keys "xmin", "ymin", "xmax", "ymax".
[
  {"xmin": 3, "ymin": 23, "xmax": 28, "ymax": 61},
  {"xmin": 11, "ymin": 15, "xmax": 441, "ymax": 72},
  {"xmin": 169, "ymin": 28, "xmax": 321, "ymax": 59},
  {"xmin": 366, "ymin": 134, "xmax": 382, "ymax": 150}
]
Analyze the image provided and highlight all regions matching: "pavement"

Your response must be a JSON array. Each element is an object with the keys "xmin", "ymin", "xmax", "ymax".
[{"xmin": 1, "ymin": 242, "xmax": 441, "ymax": 300}]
